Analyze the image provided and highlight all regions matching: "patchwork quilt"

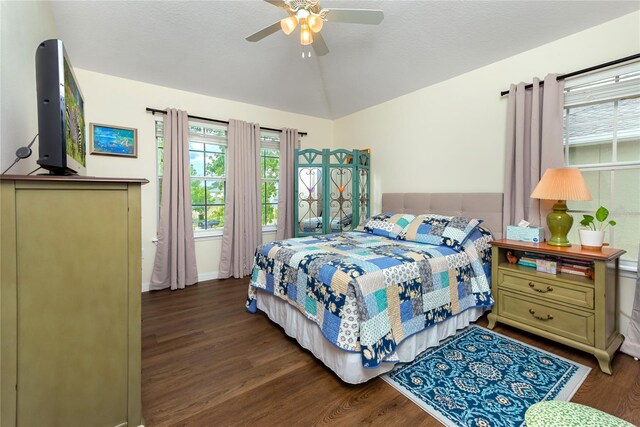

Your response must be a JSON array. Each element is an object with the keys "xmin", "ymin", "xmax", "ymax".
[{"xmin": 246, "ymin": 228, "xmax": 494, "ymax": 368}]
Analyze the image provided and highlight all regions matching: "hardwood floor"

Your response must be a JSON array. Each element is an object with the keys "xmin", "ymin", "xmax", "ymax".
[{"xmin": 142, "ymin": 279, "xmax": 640, "ymax": 426}]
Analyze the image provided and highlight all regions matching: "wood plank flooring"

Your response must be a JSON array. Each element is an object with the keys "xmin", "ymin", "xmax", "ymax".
[{"xmin": 142, "ymin": 279, "xmax": 640, "ymax": 426}]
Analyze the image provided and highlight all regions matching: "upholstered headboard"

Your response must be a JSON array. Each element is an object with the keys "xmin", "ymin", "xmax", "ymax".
[{"xmin": 381, "ymin": 193, "xmax": 504, "ymax": 240}]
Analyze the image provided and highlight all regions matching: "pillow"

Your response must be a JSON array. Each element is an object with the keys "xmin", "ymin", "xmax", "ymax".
[
  {"xmin": 355, "ymin": 213, "xmax": 416, "ymax": 239},
  {"xmin": 339, "ymin": 213, "xmax": 353, "ymax": 226},
  {"xmin": 400, "ymin": 214, "xmax": 483, "ymax": 250}
]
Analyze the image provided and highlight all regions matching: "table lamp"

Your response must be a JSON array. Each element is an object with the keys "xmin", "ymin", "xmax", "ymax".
[{"xmin": 530, "ymin": 167, "xmax": 592, "ymax": 247}]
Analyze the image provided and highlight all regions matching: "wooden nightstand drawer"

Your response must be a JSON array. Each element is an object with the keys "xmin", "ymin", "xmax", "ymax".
[
  {"xmin": 489, "ymin": 240, "xmax": 626, "ymax": 374},
  {"xmin": 498, "ymin": 270, "xmax": 594, "ymax": 310},
  {"xmin": 498, "ymin": 291, "xmax": 595, "ymax": 346}
]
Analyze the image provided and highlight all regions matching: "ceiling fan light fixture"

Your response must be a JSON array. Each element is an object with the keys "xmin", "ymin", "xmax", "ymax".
[
  {"xmin": 296, "ymin": 8, "xmax": 310, "ymax": 20},
  {"xmin": 307, "ymin": 14, "xmax": 323, "ymax": 33},
  {"xmin": 247, "ymin": 0, "xmax": 385, "ymax": 57},
  {"xmin": 280, "ymin": 15, "xmax": 299, "ymax": 35},
  {"xmin": 300, "ymin": 21, "xmax": 313, "ymax": 45}
]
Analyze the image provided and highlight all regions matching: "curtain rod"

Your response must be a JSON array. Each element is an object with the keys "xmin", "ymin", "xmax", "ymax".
[
  {"xmin": 145, "ymin": 107, "xmax": 308, "ymax": 136},
  {"xmin": 500, "ymin": 52, "xmax": 640, "ymax": 97}
]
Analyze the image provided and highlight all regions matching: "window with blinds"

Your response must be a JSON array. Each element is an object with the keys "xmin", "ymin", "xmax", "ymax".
[{"xmin": 564, "ymin": 61, "xmax": 640, "ymax": 263}]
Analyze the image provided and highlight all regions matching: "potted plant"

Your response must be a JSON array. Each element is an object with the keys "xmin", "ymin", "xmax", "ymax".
[{"xmin": 579, "ymin": 206, "xmax": 616, "ymax": 249}]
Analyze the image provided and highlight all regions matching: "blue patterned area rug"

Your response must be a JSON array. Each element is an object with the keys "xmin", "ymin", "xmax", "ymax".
[{"xmin": 381, "ymin": 325, "xmax": 590, "ymax": 427}]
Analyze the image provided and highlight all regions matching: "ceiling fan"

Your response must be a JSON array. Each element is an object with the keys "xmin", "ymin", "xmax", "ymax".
[{"xmin": 246, "ymin": 0, "xmax": 384, "ymax": 57}]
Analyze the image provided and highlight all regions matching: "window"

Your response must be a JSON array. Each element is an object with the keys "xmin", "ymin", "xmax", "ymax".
[
  {"xmin": 260, "ymin": 132, "xmax": 280, "ymax": 228},
  {"xmin": 563, "ymin": 63, "xmax": 640, "ymax": 263},
  {"xmin": 156, "ymin": 120, "xmax": 281, "ymax": 235}
]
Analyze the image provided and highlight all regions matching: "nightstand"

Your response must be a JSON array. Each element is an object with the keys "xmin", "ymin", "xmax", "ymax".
[{"xmin": 488, "ymin": 239, "xmax": 626, "ymax": 374}]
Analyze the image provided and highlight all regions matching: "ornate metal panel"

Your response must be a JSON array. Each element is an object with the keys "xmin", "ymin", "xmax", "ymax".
[
  {"xmin": 328, "ymin": 149, "xmax": 355, "ymax": 233},
  {"xmin": 294, "ymin": 148, "xmax": 370, "ymax": 236},
  {"xmin": 357, "ymin": 150, "xmax": 370, "ymax": 225},
  {"xmin": 294, "ymin": 149, "xmax": 324, "ymax": 236}
]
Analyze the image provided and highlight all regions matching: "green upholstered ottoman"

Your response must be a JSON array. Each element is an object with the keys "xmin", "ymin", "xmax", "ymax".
[{"xmin": 525, "ymin": 401, "xmax": 633, "ymax": 427}]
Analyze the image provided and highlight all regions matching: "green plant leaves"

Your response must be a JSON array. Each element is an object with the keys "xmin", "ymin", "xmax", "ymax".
[
  {"xmin": 581, "ymin": 207, "xmax": 616, "ymax": 230},
  {"xmin": 580, "ymin": 215, "xmax": 596, "ymax": 230},
  {"xmin": 595, "ymin": 206, "xmax": 609, "ymax": 222}
]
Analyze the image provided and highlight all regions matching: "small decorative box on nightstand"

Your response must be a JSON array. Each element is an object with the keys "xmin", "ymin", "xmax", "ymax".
[
  {"xmin": 488, "ymin": 239, "xmax": 626, "ymax": 374},
  {"xmin": 536, "ymin": 259, "xmax": 560, "ymax": 274},
  {"xmin": 506, "ymin": 225, "xmax": 545, "ymax": 243}
]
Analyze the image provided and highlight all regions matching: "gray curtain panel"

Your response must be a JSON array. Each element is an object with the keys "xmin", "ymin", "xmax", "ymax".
[
  {"xmin": 150, "ymin": 108, "xmax": 198, "ymax": 290},
  {"xmin": 503, "ymin": 74, "xmax": 565, "ymax": 236},
  {"xmin": 620, "ymin": 245, "xmax": 640, "ymax": 359},
  {"xmin": 276, "ymin": 128, "xmax": 300, "ymax": 240},
  {"xmin": 219, "ymin": 119, "xmax": 262, "ymax": 278}
]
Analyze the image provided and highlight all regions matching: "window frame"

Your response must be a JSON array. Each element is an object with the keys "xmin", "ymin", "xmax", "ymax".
[
  {"xmin": 259, "ymin": 131, "xmax": 281, "ymax": 232},
  {"xmin": 156, "ymin": 119, "xmax": 282, "ymax": 238},
  {"xmin": 563, "ymin": 66, "xmax": 640, "ymax": 268},
  {"xmin": 188, "ymin": 132, "xmax": 228, "ymax": 237},
  {"xmin": 156, "ymin": 118, "xmax": 228, "ymax": 238}
]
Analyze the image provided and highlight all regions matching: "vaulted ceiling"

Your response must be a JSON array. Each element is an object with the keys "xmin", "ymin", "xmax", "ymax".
[{"xmin": 51, "ymin": 1, "xmax": 639, "ymax": 119}]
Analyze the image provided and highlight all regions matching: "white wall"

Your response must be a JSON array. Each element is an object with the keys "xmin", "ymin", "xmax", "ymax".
[
  {"xmin": 333, "ymin": 11, "xmax": 640, "ymax": 336},
  {"xmin": 0, "ymin": 1, "xmax": 58, "ymax": 174},
  {"xmin": 334, "ymin": 11, "xmax": 640, "ymax": 211},
  {"xmin": 73, "ymin": 69, "xmax": 334, "ymax": 290}
]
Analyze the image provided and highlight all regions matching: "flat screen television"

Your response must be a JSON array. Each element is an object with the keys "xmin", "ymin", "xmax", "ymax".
[{"xmin": 36, "ymin": 39, "xmax": 86, "ymax": 175}]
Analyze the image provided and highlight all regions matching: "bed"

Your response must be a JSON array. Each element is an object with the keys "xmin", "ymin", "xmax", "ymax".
[{"xmin": 247, "ymin": 193, "xmax": 504, "ymax": 383}]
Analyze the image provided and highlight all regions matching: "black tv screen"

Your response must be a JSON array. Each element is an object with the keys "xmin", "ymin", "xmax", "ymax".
[{"xmin": 36, "ymin": 39, "xmax": 86, "ymax": 175}]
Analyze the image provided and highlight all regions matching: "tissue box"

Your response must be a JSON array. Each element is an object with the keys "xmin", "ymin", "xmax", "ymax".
[
  {"xmin": 536, "ymin": 259, "xmax": 560, "ymax": 274},
  {"xmin": 506, "ymin": 226, "xmax": 544, "ymax": 243}
]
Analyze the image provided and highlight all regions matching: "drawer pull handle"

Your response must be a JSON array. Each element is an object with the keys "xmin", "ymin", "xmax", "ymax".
[
  {"xmin": 529, "ymin": 309, "xmax": 553, "ymax": 321},
  {"xmin": 528, "ymin": 282, "xmax": 553, "ymax": 293}
]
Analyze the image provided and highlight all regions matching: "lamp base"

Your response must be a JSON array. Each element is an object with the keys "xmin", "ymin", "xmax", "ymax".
[{"xmin": 546, "ymin": 200, "xmax": 573, "ymax": 247}]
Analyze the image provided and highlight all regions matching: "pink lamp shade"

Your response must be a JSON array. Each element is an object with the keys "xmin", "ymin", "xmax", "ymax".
[
  {"xmin": 530, "ymin": 168, "xmax": 592, "ymax": 201},
  {"xmin": 530, "ymin": 167, "xmax": 592, "ymax": 247}
]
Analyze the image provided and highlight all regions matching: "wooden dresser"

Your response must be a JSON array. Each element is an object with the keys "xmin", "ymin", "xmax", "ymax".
[
  {"xmin": 488, "ymin": 239, "xmax": 625, "ymax": 374},
  {"xmin": 1, "ymin": 175, "xmax": 147, "ymax": 427}
]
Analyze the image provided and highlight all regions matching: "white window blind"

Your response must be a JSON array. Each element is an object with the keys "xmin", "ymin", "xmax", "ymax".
[
  {"xmin": 564, "ymin": 63, "xmax": 640, "ymax": 107},
  {"xmin": 563, "ymin": 60, "xmax": 640, "ymax": 264}
]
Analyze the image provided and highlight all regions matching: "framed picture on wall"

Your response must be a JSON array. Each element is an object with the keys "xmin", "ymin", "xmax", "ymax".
[{"xmin": 90, "ymin": 123, "xmax": 137, "ymax": 158}]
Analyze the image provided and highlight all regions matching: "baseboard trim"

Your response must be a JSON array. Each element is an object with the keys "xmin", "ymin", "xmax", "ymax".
[
  {"xmin": 198, "ymin": 271, "xmax": 220, "ymax": 282},
  {"xmin": 620, "ymin": 266, "xmax": 637, "ymax": 280},
  {"xmin": 142, "ymin": 271, "xmax": 219, "ymax": 293}
]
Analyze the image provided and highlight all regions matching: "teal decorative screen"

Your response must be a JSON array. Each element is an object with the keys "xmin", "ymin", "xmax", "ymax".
[{"xmin": 294, "ymin": 148, "xmax": 370, "ymax": 236}]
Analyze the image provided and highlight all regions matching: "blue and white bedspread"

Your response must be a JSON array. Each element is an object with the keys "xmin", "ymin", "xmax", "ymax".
[{"xmin": 246, "ymin": 228, "xmax": 494, "ymax": 368}]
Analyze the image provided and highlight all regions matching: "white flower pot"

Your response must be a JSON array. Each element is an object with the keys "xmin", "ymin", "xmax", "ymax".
[{"xmin": 579, "ymin": 230, "xmax": 605, "ymax": 249}]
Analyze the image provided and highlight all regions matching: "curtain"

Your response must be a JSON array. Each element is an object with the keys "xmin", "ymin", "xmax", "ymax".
[
  {"xmin": 276, "ymin": 128, "xmax": 299, "ymax": 240},
  {"xmin": 503, "ymin": 74, "xmax": 565, "ymax": 236},
  {"xmin": 620, "ymin": 245, "xmax": 640, "ymax": 359},
  {"xmin": 150, "ymin": 108, "xmax": 198, "ymax": 290},
  {"xmin": 219, "ymin": 119, "xmax": 262, "ymax": 278}
]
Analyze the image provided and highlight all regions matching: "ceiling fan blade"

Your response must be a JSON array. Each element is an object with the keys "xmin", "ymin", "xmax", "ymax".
[
  {"xmin": 246, "ymin": 21, "xmax": 282, "ymax": 42},
  {"xmin": 312, "ymin": 32, "xmax": 329, "ymax": 56},
  {"xmin": 324, "ymin": 9, "xmax": 384, "ymax": 25},
  {"xmin": 263, "ymin": 0, "xmax": 286, "ymax": 8}
]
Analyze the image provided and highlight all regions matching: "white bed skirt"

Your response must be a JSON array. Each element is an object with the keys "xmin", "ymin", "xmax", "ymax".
[{"xmin": 256, "ymin": 292, "xmax": 488, "ymax": 384}]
